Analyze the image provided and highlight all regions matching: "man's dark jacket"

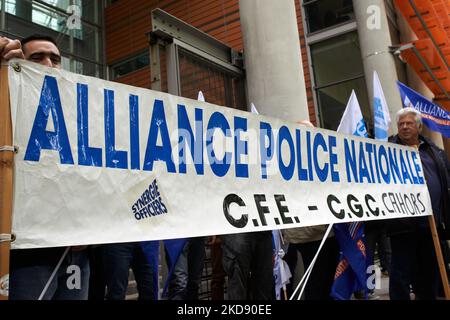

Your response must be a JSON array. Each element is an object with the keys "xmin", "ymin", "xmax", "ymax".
[{"xmin": 388, "ymin": 134, "xmax": 450, "ymax": 239}]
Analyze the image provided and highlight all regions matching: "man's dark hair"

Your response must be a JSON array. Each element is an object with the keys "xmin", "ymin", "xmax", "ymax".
[{"xmin": 20, "ymin": 34, "xmax": 59, "ymax": 51}]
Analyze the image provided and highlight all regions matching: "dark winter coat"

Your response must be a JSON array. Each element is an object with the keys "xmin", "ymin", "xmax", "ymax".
[{"xmin": 387, "ymin": 134, "xmax": 450, "ymax": 239}]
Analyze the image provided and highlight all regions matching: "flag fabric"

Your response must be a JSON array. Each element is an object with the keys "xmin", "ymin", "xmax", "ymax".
[
  {"xmin": 161, "ymin": 238, "xmax": 188, "ymax": 298},
  {"xmin": 330, "ymin": 222, "xmax": 368, "ymax": 300},
  {"xmin": 337, "ymin": 90, "xmax": 368, "ymax": 138},
  {"xmin": 197, "ymin": 91, "xmax": 205, "ymax": 102},
  {"xmin": 397, "ymin": 81, "xmax": 450, "ymax": 138},
  {"xmin": 250, "ymin": 102, "xmax": 259, "ymax": 115},
  {"xmin": 272, "ymin": 230, "xmax": 292, "ymax": 300},
  {"xmin": 373, "ymin": 71, "xmax": 391, "ymax": 141},
  {"xmin": 140, "ymin": 241, "xmax": 161, "ymax": 300},
  {"xmin": 331, "ymin": 91, "xmax": 368, "ymax": 300},
  {"xmin": 140, "ymin": 239, "xmax": 188, "ymax": 299}
]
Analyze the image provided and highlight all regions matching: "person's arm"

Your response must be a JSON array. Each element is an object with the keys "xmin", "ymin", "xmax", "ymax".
[{"xmin": 0, "ymin": 36, "xmax": 25, "ymax": 61}]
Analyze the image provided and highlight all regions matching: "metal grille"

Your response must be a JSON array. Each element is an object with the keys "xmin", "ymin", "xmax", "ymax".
[
  {"xmin": 199, "ymin": 244, "xmax": 213, "ymax": 300},
  {"xmin": 178, "ymin": 48, "xmax": 246, "ymax": 110},
  {"xmin": 199, "ymin": 244, "xmax": 228, "ymax": 300}
]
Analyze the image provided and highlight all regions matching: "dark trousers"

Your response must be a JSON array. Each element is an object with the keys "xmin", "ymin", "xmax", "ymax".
[
  {"xmin": 286, "ymin": 237, "xmax": 339, "ymax": 300},
  {"xmin": 168, "ymin": 237, "xmax": 206, "ymax": 300},
  {"xmin": 10, "ymin": 248, "xmax": 90, "ymax": 300},
  {"xmin": 102, "ymin": 242, "xmax": 154, "ymax": 300},
  {"xmin": 210, "ymin": 240, "xmax": 226, "ymax": 300},
  {"xmin": 88, "ymin": 246, "xmax": 106, "ymax": 300},
  {"xmin": 365, "ymin": 226, "xmax": 391, "ymax": 273},
  {"xmin": 221, "ymin": 231, "xmax": 274, "ymax": 300},
  {"xmin": 389, "ymin": 231, "xmax": 439, "ymax": 300}
]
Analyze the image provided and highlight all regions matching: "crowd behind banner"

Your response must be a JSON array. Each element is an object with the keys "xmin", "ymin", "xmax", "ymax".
[{"xmin": 0, "ymin": 34, "xmax": 449, "ymax": 301}]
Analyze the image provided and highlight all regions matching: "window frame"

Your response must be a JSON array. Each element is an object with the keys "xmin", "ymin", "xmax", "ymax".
[{"xmin": 300, "ymin": 2, "xmax": 369, "ymax": 129}]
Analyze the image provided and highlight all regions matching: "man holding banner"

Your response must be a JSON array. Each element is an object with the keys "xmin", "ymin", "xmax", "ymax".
[
  {"xmin": 0, "ymin": 37, "xmax": 24, "ymax": 61},
  {"xmin": 388, "ymin": 107, "xmax": 450, "ymax": 300},
  {"xmin": 2, "ymin": 30, "xmax": 439, "ymax": 303},
  {"xmin": 2, "ymin": 34, "xmax": 90, "ymax": 300}
]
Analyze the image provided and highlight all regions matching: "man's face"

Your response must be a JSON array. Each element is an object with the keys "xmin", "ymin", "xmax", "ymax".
[
  {"xmin": 397, "ymin": 114, "xmax": 420, "ymax": 144},
  {"xmin": 22, "ymin": 40, "xmax": 61, "ymax": 69}
]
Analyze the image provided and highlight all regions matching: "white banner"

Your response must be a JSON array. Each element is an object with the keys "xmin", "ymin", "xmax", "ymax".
[{"xmin": 8, "ymin": 60, "xmax": 432, "ymax": 249}]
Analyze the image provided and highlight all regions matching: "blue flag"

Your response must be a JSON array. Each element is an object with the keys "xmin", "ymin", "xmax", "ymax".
[
  {"xmin": 140, "ymin": 238, "xmax": 187, "ymax": 299},
  {"xmin": 140, "ymin": 240, "xmax": 161, "ymax": 300},
  {"xmin": 161, "ymin": 238, "xmax": 188, "ymax": 298},
  {"xmin": 397, "ymin": 81, "xmax": 450, "ymax": 138},
  {"xmin": 331, "ymin": 91, "xmax": 369, "ymax": 300},
  {"xmin": 330, "ymin": 222, "xmax": 368, "ymax": 299},
  {"xmin": 373, "ymin": 71, "xmax": 391, "ymax": 141}
]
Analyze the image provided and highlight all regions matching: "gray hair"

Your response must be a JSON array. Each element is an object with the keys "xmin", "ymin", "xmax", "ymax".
[{"xmin": 396, "ymin": 107, "xmax": 422, "ymax": 129}]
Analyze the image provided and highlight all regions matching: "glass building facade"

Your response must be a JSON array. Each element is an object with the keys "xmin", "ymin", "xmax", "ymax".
[
  {"xmin": 1, "ymin": 0, "xmax": 104, "ymax": 77},
  {"xmin": 302, "ymin": 0, "xmax": 370, "ymax": 131}
]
